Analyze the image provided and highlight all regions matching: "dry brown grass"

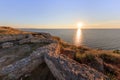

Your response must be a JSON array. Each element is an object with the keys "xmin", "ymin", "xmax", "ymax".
[{"xmin": 0, "ymin": 26, "xmax": 30, "ymax": 34}]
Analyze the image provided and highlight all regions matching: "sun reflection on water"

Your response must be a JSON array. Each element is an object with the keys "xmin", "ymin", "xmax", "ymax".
[
  {"xmin": 74, "ymin": 28, "xmax": 82, "ymax": 46},
  {"xmin": 74, "ymin": 22, "xmax": 83, "ymax": 46}
]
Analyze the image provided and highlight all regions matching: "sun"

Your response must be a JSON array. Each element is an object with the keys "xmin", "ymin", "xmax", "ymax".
[{"xmin": 77, "ymin": 22, "xmax": 83, "ymax": 29}]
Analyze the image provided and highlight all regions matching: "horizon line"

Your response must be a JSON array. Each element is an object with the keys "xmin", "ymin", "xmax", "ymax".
[{"xmin": 1, "ymin": 26, "xmax": 120, "ymax": 29}]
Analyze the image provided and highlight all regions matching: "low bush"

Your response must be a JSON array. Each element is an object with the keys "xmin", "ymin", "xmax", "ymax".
[{"xmin": 113, "ymin": 49, "xmax": 120, "ymax": 54}]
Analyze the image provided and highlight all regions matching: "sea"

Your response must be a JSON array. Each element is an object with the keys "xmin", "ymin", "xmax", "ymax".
[{"xmin": 21, "ymin": 29, "xmax": 120, "ymax": 50}]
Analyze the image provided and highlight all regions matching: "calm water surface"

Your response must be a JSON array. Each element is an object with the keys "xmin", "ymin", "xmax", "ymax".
[{"xmin": 22, "ymin": 29, "xmax": 120, "ymax": 50}]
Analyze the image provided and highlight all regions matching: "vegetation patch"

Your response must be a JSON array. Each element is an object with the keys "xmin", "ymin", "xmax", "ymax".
[{"xmin": 113, "ymin": 49, "xmax": 120, "ymax": 54}]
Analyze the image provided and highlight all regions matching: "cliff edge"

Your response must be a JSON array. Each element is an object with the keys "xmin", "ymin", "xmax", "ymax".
[{"xmin": 0, "ymin": 27, "xmax": 119, "ymax": 80}]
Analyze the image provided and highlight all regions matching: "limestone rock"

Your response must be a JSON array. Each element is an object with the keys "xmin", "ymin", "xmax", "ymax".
[
  {"xmin": 1, "ymin": 42, "xmax": 13, "ymax": 48},
  {"xmin": 19, "ymin": 38, "xmax": 31, "ymax": 44}
]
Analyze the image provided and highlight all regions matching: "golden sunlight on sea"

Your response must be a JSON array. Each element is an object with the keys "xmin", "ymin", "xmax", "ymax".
[{"xmin": 74, "ymin": 22, "xmax": 83, "ymax": 46}]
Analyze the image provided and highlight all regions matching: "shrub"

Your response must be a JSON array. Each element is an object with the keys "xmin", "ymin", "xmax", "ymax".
[
  {"xmin": 100, "ymin": 53, "xmax": 117, "ymax": 64},
  {"xmin": 85, "ymin": 53, "xmax": 95, "ymax": 62},
  {"xmin": 75, "ymin": 52, "xmax": 83, "ymax": 62},
  {"xmin": 75, "ymin": 52, "xmax": 95, "ymax": 63},
  {"xmin": 113, "ymin": 50, "xmax": 120, "ymax": 54}
]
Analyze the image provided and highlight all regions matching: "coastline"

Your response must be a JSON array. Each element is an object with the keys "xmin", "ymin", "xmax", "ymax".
[{"xmin": 0, "ymin": 27, "xmax": 119, "ymax": 80}]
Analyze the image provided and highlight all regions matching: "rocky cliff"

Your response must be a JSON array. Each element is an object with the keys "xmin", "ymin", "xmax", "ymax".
[{"xmin": 0, "ymin": 27, "xmax": 119, "ymax": 80}]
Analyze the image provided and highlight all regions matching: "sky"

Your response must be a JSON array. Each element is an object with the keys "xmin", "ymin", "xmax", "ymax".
[{"xmin": 0, "ymin": 0, "xmax": 120, "ymax": 29}]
